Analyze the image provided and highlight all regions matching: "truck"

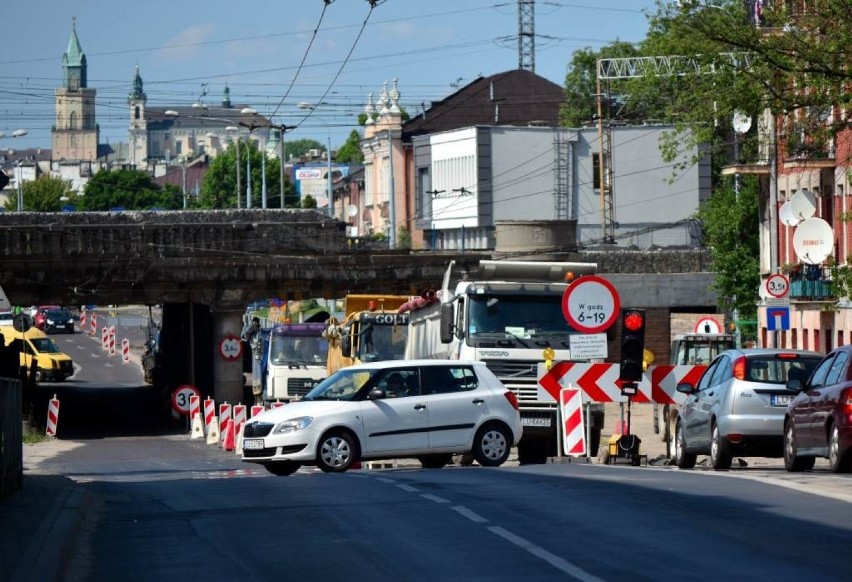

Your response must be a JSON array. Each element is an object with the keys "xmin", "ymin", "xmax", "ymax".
[
  {"xmin": 323, "ymin": 294, "xmax": 411, "ymax": 375},
  {"xmin": 653, "ymin": 332, "xmax": 737, "ymax": 454},
  {"xmin": 258, "ymin": 322, "xmax": 329, "ymax": 404},
  {"xmin": 401, "ymin": 259, "xmax": 604, "ymax": 465}
]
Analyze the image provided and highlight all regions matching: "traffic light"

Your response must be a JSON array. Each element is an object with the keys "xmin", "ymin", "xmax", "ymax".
[{"xmin": 620, "ymin": 308, "xmax": 646, "ymax": 382}]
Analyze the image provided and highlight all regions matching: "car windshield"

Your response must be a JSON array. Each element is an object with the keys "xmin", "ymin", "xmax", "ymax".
[
  {"xmin": 31, "ymin": 337, "xmax": 63, "ymax": 354},
  {"xmin": 46, "ymin": 309, "xmax": 70, "ymax": 320},
  {"xmin": 302, "ymin": 368, "xmax": 376, "ymax": 401},
  {"xmin": 746, "ymin": 355, "xmax": 822, "ymax": 384},
  {"xmin": 269, "ymin": 334, "xmax": 328, "ymax": 365}
]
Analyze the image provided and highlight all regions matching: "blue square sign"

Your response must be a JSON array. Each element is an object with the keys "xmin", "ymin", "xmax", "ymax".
[{"xmin": 766, "ymin": 306, "xmax": 790, "ymax": 331}]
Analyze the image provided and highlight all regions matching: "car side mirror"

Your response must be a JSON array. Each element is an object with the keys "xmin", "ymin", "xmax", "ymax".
[
  {"xmin": 676, "ymin": 382, "xmax": 695, "ymax": 395},
  {"xmin": 786, "ymin": 378, "xmax": 802, "ymax": 391},
  {"xmin": 368, "ymin": 388, "xmax": 387, "ymax": 400}
]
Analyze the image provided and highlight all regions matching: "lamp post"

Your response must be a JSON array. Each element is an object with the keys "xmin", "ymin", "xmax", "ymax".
[
  {"xmin": 1, "ymin": 129, "xmax": 30, "ymax": 211},
  {"xmin": 297, "ymin": 102, "xmax": 334, "ymax": 217}
]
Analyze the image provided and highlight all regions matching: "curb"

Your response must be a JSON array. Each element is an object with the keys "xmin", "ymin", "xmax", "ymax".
[{"xmin": 11, "ymin": 486, "xmax": 92, "ymax": 582}]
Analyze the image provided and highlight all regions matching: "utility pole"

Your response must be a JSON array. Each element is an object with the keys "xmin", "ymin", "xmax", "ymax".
[{"xmin": 517, "ymin": 0, "xmax": 535, "ymax": 72}]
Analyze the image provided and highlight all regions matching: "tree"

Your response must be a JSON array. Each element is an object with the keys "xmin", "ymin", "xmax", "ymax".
[
  {"xmin": 697, "ymin": 175, "xmax": 760, "ymax": 321},
  {"xmin": 639, "ymin": 0, "xmax": 852, "ymax": 164},
  {"xmin": 4, "ymin": 175, "xmax": 75, "ymax": 212},
  {"xmin": 199, "ymin": 144, "xmax": 296, "ymax": 209},
  {"xmin": 335, "ymin": 130, "xmax": 364, "ymax": 164},
  {"xmin": 286, "ymin": 139, "xmax": 326, "ymax": 160},
  {"xmin": 78, "ymin": 169, "xmax": 181, "ymax": 211}
]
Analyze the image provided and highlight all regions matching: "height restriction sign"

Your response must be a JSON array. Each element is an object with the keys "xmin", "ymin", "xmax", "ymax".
[{"xmin": 561, "ymin": 275, "xmax": 621, "ymax": 334}]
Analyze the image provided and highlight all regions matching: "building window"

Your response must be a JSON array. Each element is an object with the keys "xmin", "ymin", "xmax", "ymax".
[
  {"xmin": 791, "ymin": 328, "xmax": 798, "ymax": 349},
  {"xmin": 175, "ymin": 141, "xmax": 183, "ymax": 155},
  {"xmin": 803, "ymin": 329, "xmax": 809, "ymax": 351},
  {"xmin": 134, "ymin": 106, "xmax": 141, "ymax": 120},
  {"xmin": 825, "ymin": 329, "xmax": 833, "ymax": 352},
  {"xmin": 814, "ymin": 329, "xmax": 820, "ymax": 352},
  {"xmin": 69, "ymin": 112, "xmax": 78, "ymax": 130}
]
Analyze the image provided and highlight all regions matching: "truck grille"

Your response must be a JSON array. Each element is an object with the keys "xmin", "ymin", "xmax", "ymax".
[
  {"xmin": 480, "ymin": 359, "xmax": 547, "ymax": 404},
  {"xmin": 288, "ymin": 378, "xmax": 319, "ymax": 398},
  {"xmin": 243, "ymin": 422, "xmax": 274, "ymax": 438}
]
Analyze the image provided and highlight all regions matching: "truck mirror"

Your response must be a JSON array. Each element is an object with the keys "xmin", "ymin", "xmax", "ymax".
[
  {"xmin": 440, "ymin": 303, "xmax": 455, "ymax": 343},
  {"xmin": 341, "ymin": 330, "xmax": 352, "ymax": 358}
]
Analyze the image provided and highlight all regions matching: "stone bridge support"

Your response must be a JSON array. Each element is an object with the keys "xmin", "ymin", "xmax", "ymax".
[{"xmin": 211, "ymin": 311, "xmax": 246, "ymax": 405}]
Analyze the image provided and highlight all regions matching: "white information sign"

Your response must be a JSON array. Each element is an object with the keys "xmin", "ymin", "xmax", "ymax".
[{"xmin": 568, "ymin": 334, "xmax": 608, "ymax": 360}]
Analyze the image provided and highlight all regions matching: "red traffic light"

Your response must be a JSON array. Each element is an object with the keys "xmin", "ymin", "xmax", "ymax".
[{"xmin": 623, "ymin": 311, "xmax": 644, "ymax": 332}]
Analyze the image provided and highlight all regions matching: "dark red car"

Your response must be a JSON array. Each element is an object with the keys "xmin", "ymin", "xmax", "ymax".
[
  {"xmin": 34, "ymin": 305, "xmax": 60, "ymax": 331},
  {"xmin": 784, "ymin": 345, "xmax": 852, "ymax": 473}
]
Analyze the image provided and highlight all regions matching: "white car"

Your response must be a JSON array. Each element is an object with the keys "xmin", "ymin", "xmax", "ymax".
[{"xmin": 241, "ymin": 359, "xmax": 523, "ymax": 476}]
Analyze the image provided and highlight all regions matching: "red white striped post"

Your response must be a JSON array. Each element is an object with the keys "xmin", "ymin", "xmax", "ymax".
[
  {"xmin": 121, "ymin": 338, "xmax": 130, "ymax": 363},
  {"xmin": 79, "ymin": 309, "xmax": 86, "ymax": 333},
  {"xmin": 218, "ymin": 402, "xmax": 232, "ymax": 442},
  {"xmin": 109, "ymin": 326, "xmax": 116, "ymax": 355},
  {"xmin": 250, "ymin": 405, "xmax": 264, "ymax": 419},
  {"xmin": 272, "ymin": 401, "xmax": 286, "ymax": 408},
  {"xmin": 204, "ymin": 398, "xmax": 219, "ymax": 444},
  {"xmin": 90, "ymin": 313, "xmax": 97, "ymax": 336},
  {"xmin": 46, "ymin": 394, "xmax": 60, "ymax": 437},
  {"xmin": 101, "ymin": 327, "xmax": 109, "ymax": 351}
]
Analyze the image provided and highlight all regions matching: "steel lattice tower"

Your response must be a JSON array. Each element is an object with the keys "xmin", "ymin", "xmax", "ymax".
[{"xmin": 518, "ymin": 0, "xmax": 535, "ymax": 72}]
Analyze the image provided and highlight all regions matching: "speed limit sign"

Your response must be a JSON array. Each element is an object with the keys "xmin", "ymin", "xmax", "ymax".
[{"xmin": 171, "ymin": 384, "xmax": 201, "ymax": 416}]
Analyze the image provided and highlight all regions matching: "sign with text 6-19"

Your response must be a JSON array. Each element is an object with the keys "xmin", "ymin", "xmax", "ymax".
[{"xmin": 561, "ymin": 275, "xmax": 621, "ymax": 334}]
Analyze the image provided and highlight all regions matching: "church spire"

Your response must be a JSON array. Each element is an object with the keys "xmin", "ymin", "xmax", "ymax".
[
  {"xmin": 129, "ymin": 66, "xmax": 146, "ymax": 101},
  {"xmin": 62, "ymin": 17, "xmax": 87, "ymax": 90}
]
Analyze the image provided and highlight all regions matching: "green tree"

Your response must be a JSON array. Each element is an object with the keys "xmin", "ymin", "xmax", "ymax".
[
  {"xmin": 302, "ymin": 194, "xmax": 317, "ymax": 209},
  {"xmin": 697, "ymin": 175, "xmax": 760, "ymax": 321},
  {"xmin": 5, "ymin": 175, "xmax": 76, "ymax": 212},
  {"xmin": 335, "ymin": 130, "xmax": 364, "ymax": 164},
  {"xmin": 285, "ymin": 139, "xmax": 326, "ymax": 160},
  {"xmin": 199, "ymin": 143, "xmax": 296, "ymax": 209},
  {"xmin": 78, "ymin": 169, "xmax": 181, "ymax": 210}
]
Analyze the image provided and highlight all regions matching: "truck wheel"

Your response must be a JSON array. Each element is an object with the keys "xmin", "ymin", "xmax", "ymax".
[
  {"xmin": 674, "ymin": 421, "xmax": 697, "ymax": 469},
  {"xmin": 316, "ymin": 430, "xmax": 357, "ymax": 473},
  {"xmin": 517, "ymin": 438, "xmax": 548, "ymax": 465},
  {"xmin": 710, "ymin": 424, "xmax": 733, "ymax": 470},
  {"xmin": 263, "ymin": 461, "xmax": 301, "ymax": 476}
]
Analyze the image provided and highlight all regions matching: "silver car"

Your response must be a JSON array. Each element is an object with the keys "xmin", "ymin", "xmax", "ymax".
[{"xmin": 673, "ymin": 348, "xmax": 822, "ymax": 470}]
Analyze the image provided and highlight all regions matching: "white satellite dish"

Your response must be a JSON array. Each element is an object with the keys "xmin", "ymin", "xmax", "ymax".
[
  {"xmin": 732, "ymin": 111, "xmax": 752, "ymax": 134},
  {"xmin": 790, "ymin": 189, "xmax": 817, "ymax": 221},
  {"xmin": 779, "ymin": 201, "xmax": 800, "ymax": 228},
  {"xmin": 793, "ymin": 217, "xmax": 833, "ymax": 265},
  {"xmin": 347, "ymin": 204, "xmax": 357, "ymax": 218}
]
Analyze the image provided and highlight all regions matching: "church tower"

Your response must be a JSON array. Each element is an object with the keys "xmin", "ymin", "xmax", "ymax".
[
  {"xmin": 52, "ymin": 17, "xmax": 99, "ymax": 161},
  {"xmin": 128, "ymin": 66, "xmax": 148, "ymax": 166}
]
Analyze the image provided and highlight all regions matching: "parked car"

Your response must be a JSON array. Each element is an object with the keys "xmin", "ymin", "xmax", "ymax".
[
  {"xmin": 673, "ymin": 348, "xmax": 823, "ymax": 470},
  {"xmin": 34, "ymin": 305, "xmax": 60, "ymax": 330},
  {"xmin": 241, "ymin": 359, "xmax": 523, "ymax": 476},
  {"xmin": 43, "ymin": 308, "xmax": 75, "ymax": 334},
  {"xmin": 783, "ymin": 345, "xmax": 852, "ymax": 473}
]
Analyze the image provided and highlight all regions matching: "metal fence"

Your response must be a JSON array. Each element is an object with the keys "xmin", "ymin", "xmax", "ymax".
[{"xmin": 0, "ymin": 377, "xmax": 23, "ymax": 499}]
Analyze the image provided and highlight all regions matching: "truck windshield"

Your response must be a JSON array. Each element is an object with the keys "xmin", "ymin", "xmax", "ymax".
[
  {"xmin": 269, "ymin": 335, "xmax": 328, "ymax": 365},
  {"xmin": 467, "ymin": 294, "xmax": 573, "ymax": 340},
  {"xmin": 357, "ymin": 319, "xmax": 408, "ymax": 362}
]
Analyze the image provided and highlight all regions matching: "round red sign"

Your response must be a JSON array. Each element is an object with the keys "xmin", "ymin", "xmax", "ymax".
[{"xmin": 561, "ymin": 275, "xmax": 621, "ymax": 334}]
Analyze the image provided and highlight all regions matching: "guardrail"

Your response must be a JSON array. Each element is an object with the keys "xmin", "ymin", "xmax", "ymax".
[{"xmin": 0, "ymin": 376, "xmax": 23, "ymax": 499}]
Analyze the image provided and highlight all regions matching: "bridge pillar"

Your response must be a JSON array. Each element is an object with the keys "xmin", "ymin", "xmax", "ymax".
[{"xmin": 212, "ymin": 310, "xmax": 246, "ymax": 405}]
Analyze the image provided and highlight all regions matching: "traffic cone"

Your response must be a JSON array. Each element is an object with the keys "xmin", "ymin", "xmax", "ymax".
[
  {"xmin": 190, "ymin": 412, "xmax": 205, "ymax": 439},
  {"xmin": 221, "ymin": 418, "xmax": 235, "ymax": 452}
]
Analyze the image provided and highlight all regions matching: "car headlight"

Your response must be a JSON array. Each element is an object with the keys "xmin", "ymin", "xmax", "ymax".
[
  {"xmin": 272, "ymin": 416, "xmax": 313, "ymax": 434},
  {"xmin": 47, "ymin": 319, "xmax": 54, "ymax": 325}
]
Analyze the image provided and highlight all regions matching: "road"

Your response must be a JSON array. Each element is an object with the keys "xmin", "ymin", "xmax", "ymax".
[{"xmin": 20, "ymin": 434, "xmax": 846, "ymax": 582}]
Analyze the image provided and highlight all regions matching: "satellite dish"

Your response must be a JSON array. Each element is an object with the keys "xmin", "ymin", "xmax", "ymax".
[
  {"xmin": 732, "ymin": 111, "xmax": 752, "ymax": 134},
  {"xmin": 779, "ymin": 202, "xmax": 800, "ymax": 228},
  {"xmin": 790, "ymin": 189, "xmax": 817, "ymax": 220},
  {"xmin": 793, "ymin": 217, "xmax": 833, "ymax": 265},
  {"xmin": 347, "ymin": 204, "xmax": 357, "ymax": 218}
]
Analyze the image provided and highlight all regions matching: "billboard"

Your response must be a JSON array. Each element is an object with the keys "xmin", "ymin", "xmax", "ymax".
[{"xmin": 295, "ymin": 164, "xmax": 350, "ymax": 208}]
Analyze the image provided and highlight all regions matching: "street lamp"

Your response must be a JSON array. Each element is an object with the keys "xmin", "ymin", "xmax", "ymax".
[
  {"xmin": 1, "ymin": 129, "xmax": 30, "ymax": 212},
  {"xmin": 297, "ymin": 102, "xmax": 334, "ymax": 218}
]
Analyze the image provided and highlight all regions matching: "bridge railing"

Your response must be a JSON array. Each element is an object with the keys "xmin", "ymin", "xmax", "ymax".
[{"xmin": 0, "ymin": 377, "xmax": 23, "ymax": 499}]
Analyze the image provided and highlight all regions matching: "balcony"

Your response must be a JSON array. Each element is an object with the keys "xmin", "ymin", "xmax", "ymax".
[{"xmin": 787, "ymin": 265, "xmax": 834, "ymax": 301}]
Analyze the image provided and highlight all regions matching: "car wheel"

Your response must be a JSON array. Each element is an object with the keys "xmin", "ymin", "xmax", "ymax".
[
  {"xmin": 674, "ymin": 421, "xmax": 697, "ymax": 469},
  {"xmin": 263, "ymin": 461, "xmax": 301, "ymax": 476},
  {"xmin": 418, "ymin": 454, "xmax": 453, "ymax": 469},
  {"xmin": 828, "ymin": 425, "xmax": 852, "ymax": 474},
  {"xmin": 473, "ymin": 423, "xmax": 511, "ymax": 467},
  {"xmin": 783, "ymin": 421, "xmax": 814, "ymax": 472},
  {"xmin": 316, "ymin": 430, "xmax": 357, "ymax": 473},
  {"xmin": 710, "ymin": 424, "xmax": 733, "ymax": 470}
]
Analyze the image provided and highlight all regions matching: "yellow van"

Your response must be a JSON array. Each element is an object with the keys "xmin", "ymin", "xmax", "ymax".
[{"xmin": 0, "ymin": 325, "xmax": 74, "ymax": 382}]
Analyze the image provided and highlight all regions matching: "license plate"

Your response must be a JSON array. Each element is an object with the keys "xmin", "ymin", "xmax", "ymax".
[
  {"xmin": 771, "ymin": 395, "xmax": 792, "ymax": 407},
  {"xmin": 242, "ymin": 438, "xmax": 264, "ymax": 450},
  {"xmin": 522, "ymin": 417, "xmax": 552, "ymax": 427}
]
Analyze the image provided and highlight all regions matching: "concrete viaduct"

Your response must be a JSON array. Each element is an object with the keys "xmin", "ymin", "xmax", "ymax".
[{"xmin": 0, "ymin": 209, "xmax": 718, "ymax": 411}]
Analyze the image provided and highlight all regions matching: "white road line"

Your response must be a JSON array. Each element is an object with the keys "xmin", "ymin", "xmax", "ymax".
[
  {"xmin": 420, "ymin": 494, "xmax": 450, "ymax": 503},
  {"xmin": 488, "ymin": 526, "xmax": 605, "ymax": 582},
  {"xmin": 376, "ymin": 477, "xmax": 396, "ymax": 484},
  {"xmin": 450, "ymin": 505, "xmax": 488, "ymax": 523},
  {"xmin": 397, "ymin": 484, "xmax": 419, "ymax": 493}
]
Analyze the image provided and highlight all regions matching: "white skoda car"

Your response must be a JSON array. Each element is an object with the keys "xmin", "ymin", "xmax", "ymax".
[{"xmin": 241, "ymin": 359, "xmax": 523, "ymax": 475}]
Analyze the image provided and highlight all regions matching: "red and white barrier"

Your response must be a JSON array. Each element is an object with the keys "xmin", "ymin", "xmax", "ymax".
[
  {"xmin": 233, "ymin": 404, "xmax": 247, "ymax": 454},
  {"xmin": 189, "ymin": 395, "xmax": 204, "ymax": 439},
  {"xmin": 46, "ymin": 394, "xmax": 60, "ymax": 437},
  {"xmin": 218, "ymin": 402, "xmax": 232, "ymax": 436},
  {"xmin": 109, "ymin": 326, "xmax": 116, "ymax": 355},
  {"xmin": 79, "ymin": 309, "xmax": 86, "ymax": 333},
  {"xmin": 560, "ymin": 387, "xmax": 586, "ymax": 456},
  {"xmin": 272, "ymin": 401, "xmax": 286, "ymax": 408},
  {"xmin": 101, "ymin": 327, "xmax": 109, "ymax": 351},
  {"xmin": 90, "ymin": 313, "xmax": 97, "ymax": 336},
  {"xmin": 250, "ymin": 405, "xmax": 265, "ymax": 419},
  {"xmin": 121, "ymin": 338, "xmax": 130, "ymax": 363},
  {"xmin": 204, "ymin": 398, "xmax": 219, "ymax": 444}
]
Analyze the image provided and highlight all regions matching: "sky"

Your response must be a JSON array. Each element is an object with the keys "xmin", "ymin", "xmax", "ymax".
[{"xmin": 0, "ymin": 0, "xmax": 660, "ymax": 152}]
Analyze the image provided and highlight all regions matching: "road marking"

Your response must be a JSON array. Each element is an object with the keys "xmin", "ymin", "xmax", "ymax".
[
  {"xmin": 421, "ymin": 494, "xmax": 450, "ymax": 503},
  {"xmin": 397, "ymin": 484, "xmax": 419, "ymax": 493},
  {"xmin": 488, "ymin": 526, "xmax": 605, "ymax": 582},
  {"xmin": 450, "ymin": 505, "xmax": 488, "ymax": 523},
  {"xmin": 375, "ymin": 477, "xmax": 396, "ymax": 484}
]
